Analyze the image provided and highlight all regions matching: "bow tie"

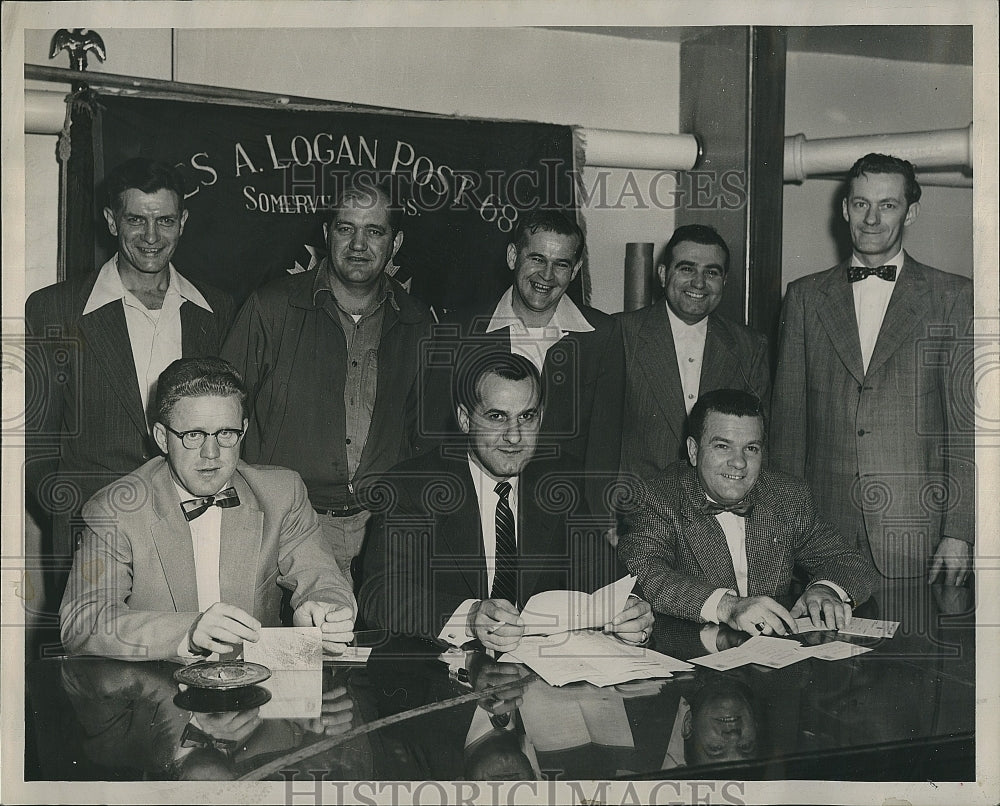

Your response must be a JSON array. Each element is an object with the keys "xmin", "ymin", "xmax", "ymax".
[
  {"xmin": 700, "ymin": 498, "xmax": 754, "ymax": 518},
  {"xmin": 180, "ymin": 487, "xmax": 240, "ymax": 521},
  {"xmin": 847, "ymin": 265, "xmax": 896, "ymax": 283}
]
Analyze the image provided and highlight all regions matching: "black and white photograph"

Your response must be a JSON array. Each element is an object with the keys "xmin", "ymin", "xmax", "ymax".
[{"xmin": 2, "ymin": 2, "xmax": 997, "ymax": 804}]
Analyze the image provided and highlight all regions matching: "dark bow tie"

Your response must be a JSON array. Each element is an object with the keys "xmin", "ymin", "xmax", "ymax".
[
  {"xmin": 180, "ymin": 487, "xmax": 240, "ymax": 521},
  {"xmin": 700, "ymin": 498, "xmax": 754, "ymax": 518},
  {"xmin": 847, "ymin": 264, "xmax": 896, "ymax": 283}
]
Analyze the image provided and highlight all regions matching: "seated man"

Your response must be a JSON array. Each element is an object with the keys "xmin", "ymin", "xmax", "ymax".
[
  {"xmin": 618, "ymin": 389, "xmax": 877, "ymax": 635},
  {"xmin": 358, "ymin": 351, "xmax": 652, "ymax": 653},
  {"xmin": 60, "ymin": 357, "xmax": 356, "ymax": 660}
]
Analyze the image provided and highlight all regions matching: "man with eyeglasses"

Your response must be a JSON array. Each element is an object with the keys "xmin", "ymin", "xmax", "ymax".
[{"xmin": 60, "ymin": 357, "xmax": 356, "ymax": 660}]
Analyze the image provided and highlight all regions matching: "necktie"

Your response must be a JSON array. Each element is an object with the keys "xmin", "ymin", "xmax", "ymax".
[
  {"xmin": 700, "ymin": 498, "xmax": 754, "ymax": 518},
  {"xmin": 491, "ymin": 480, "xmax": 518, "ymax": 606},
  {"xmin": 180, "ymin": 487, "xmax": 240, "ymax": 521},
  {"xmin": 847, "ymin": 265, "xmax": 896, "ymax": 282}
]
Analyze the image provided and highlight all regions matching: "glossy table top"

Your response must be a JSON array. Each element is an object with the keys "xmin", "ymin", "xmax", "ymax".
[{"xmin": 25, "ymin": 580, "xmax": 975, "ymax": 783}]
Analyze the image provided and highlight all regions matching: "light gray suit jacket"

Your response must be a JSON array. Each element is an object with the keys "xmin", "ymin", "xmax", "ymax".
[
  {"xmin": 617, "ymin": 303, "xmax": 770, "ymax": 479},
  {"xmin": 60, "ymin": 458, "xmax": 355, "ymax": 659},
  {"xmin": 770, "ymin": 255, "xmax": 974, "ymax": 577}
]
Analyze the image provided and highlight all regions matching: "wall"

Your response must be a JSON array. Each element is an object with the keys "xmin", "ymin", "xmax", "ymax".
[
  {"xmin": 23, "ymin": 27, "xmax": 683, "ymax": 313},
  {"xmin": 783, "ymin": 50, "xmax": 974, "ymax": 290}
]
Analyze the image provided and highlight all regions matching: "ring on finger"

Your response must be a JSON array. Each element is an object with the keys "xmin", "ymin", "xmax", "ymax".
[{"xmin": 754, "ymin": 621, "xmax": 767, "ymax": 633}]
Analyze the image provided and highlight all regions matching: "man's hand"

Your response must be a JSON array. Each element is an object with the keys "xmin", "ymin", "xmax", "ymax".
[
  {"xmin": 469, "ymin": 599, "xmax": 524, "ymax": 653},
  {"xmin": 188, "ymin": 603, "xmax": 261, "ymax": 655},
  {"xmin": 928, "ymin": 536, "xmax": 972, "ymax": 587},
  {"xmin": 297, "ymin": 685, "xmax": 355, "ymax": 736},
  {"xmin": 791, "ymin": 584, "xmax": 851, "ymax": 630},
  {"xmin": 196, "ymin": 708, "xmax": 262, "ymax": 745},
  {"xmin": 471, "ymin": 659, "xmax": 527, "ymax": 717},
  {"xmin": 604, "ymin": 595, "xmax": 654, "ymax": 644},
  {"xmin": 717, "ymin": 593, "xmax": 795, "ymax": 636},
  {"xmin": 293, "ymin": 601, "xmax": 356, "ymax": 654}
]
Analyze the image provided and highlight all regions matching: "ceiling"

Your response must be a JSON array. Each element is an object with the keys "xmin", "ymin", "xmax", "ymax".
[{"xmin": 548, "ymin": 26, "xmax": 973, "ymax": 66}]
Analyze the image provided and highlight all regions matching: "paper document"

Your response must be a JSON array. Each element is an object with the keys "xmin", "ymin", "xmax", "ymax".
[
  {"xmin": 796, "ymin": 641, "xmax": 873, "ymax": 661},
  {"xmin": 258, "ymin": 669, "xmax": 323, "ymax": 719},
  {"xmin": 244, "ymin": 626, "xmax": 323, "ymax": 671},
  {"xmin": 520, "ymin": 575, "xmax": 637, "ymax": 636},
  {"xmin": 838, "ymin": 617, "xmax": 899, "ymax": 639},
  {"xmin": 505, "ymin": 630, "xmax": 692, "ymax": 687},
  {"xmin": 691, "ymin": 636, "xmax": 808, "ymax": 671}
]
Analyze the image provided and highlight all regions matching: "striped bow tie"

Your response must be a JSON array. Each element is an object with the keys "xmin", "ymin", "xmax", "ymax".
[
  {"xmin": 180, "ymin": 487, "xmax": 240, "ymax": 521},
  {"xmin": 847, "ymin": 265, "xmax": 896, "ymax": 282}
]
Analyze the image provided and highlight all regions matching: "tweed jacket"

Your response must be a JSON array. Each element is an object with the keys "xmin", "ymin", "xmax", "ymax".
[
  {"xmin": 417, "ymin": 294, "xmax": 625, "ymax": 516},
  {"xmin": 24, "ymin": 267, "xmax": 233, "ymax": 538},
  {"xmin": 617, "ymin": 303, "xmax": 771, "ymax": 479},
  {"xmin": 357, "ymin": 448, "xmax": 624, "ymax": 640},
  {"xmin": 59, "ymin": 458, "xmax": 355, "ymax": 660},
  {"xmin": 770, "ymin": 256, "xmax": 974, "ymax": 577},
  {"xmin": 617, "ymin": 462, "xmax": 877, "ymax": 622}
]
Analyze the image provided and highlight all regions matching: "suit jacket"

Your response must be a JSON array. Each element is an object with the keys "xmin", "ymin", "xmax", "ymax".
[
  {"xmin": 617, "ymin": 303, "xmax": 771, "ymax": 478},
  {"xmin": 24, "ymin": 268, "xmax": 233, "ymax": 542},
  {"xmin": 617, "ymin": 462, "xmax": 877, "ymax": 622},
  {"xmin": 770, "ymin": 256, "xmax": 974, "ymax": 576},
  {"xmin": 417, "ymin": 295, "xmax": 625, "ymax": 515},
  {"xmin": 357, "ymin": 448, "xmax": 624, "ymax": 640},
  {"xmin": 59, "ymin": 458, "xmax": 355, "ymax": 660}
]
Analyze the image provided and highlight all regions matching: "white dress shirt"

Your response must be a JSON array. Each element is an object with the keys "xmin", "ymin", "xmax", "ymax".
[
  {"xmin": 665, "ymin": 303, "xmax": 709, "ymax": 414},
  {"xmin": 486, "ymin": 287, "xmax": 594, "ymax": 372},
  {"xmin": 851, "ymin": 248, "xmax": 903, "ymax": 374},
  {"xmin": 83, "ymin": 256, "xmax": 213, "ymax": 426},
  {"xmin": 438, "ymin": 456, "xmax": 520, "ymax": 646}
]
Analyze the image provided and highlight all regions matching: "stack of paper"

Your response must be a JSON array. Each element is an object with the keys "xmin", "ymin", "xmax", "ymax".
[
  {"xmin": 793, "ymin": 616, "xmax": 899, "ymax": 637},
  {"xmin": 504, "ymin": 630, "xmax": 693, "ymax": 687},
  {"xmin": 520, "ymin": 575, "xmax": 637, "ymax": 636},
  {"xmin": 691, "ymin": 634, "xmax": 875, "ymax": 671}
]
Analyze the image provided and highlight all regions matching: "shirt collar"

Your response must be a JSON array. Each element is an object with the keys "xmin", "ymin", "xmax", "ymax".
[
  {"xmin": 82, "ymin": 255, "xmax": 212, "ymax": 315},
  {"xmin": 486, "ymin": 287, "xmax": 594, "ymax": 335},
  {"xmin": 664, "ymin": 303, "xmax": 709, "ymax": 337},
  {"xmin": 467, "ymin": 453, "xmax": 520, "ymax": 506},
  {"xmin": 312, "ymin": 258, "xmax": 399, "ymax": 313}
]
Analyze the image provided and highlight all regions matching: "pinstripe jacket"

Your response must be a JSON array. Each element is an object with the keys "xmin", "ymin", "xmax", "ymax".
[
  {"xmin": 770, "ymin": 256, "xmax": 974, "ymax": 577},
  {"xmin": 617, "ymin": 462, "xmax": 877, "ymax": 622}
]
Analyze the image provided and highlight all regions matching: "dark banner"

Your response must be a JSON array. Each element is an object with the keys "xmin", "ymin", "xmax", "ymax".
[{"xmin": 75, "ymin": 94, "xmax": 579, "ymax": 314}]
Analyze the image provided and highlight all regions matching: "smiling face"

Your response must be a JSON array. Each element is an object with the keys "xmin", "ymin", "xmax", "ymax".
[
  {"xmin": 507, "ymin": 229, "xmax": 582, "ymax": 327},
  {"xmin": 685, "ymin": 688, "xmax": 759, "ymax": 764},
  {"xmin": 153, "ymin": 394, "xmax": 247, "ymax": 498},
  {"xmin": 323, "ymin": 189, "xmax": 403, "ymax": 293},
  {"xmin": 842, "ymin": 172, "xmax": 919, "ymax": 267},
  {"xmin": 659, "ymin": 240, "xmax": 727, "ymax": 326},
  {"xmin": 457, "ymin": 372, "xmax": 542, "ymax": 481},
  {"xmin": 104, "ymin": 188, "xmax": 188, "ymax": 282},
  {"xmin": 687, "ymin": 412, "xmax": 763, "ymax": 506}
]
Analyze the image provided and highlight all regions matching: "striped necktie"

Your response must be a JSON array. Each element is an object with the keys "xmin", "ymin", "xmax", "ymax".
[{"xmin": 490, "ymin": 480, "xmax": 518, "ymax": 606}]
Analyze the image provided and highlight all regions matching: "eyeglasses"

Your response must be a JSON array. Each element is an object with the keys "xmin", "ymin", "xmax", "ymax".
[{"xmin": 163, "ymin": 424, "xmax": 244, "ymax": 450}]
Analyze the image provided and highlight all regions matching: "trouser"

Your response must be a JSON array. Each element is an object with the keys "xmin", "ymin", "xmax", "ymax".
[{"xmin": 316, "ymin": 509, "xmax": 372, "ymax": 587}]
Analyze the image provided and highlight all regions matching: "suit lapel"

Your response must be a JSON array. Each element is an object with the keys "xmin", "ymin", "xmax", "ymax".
[
  {"xmin": 865, "ymin": 256, "xmax": 930, "ymax": 379},
  {"xmin": 218, "ymin": 467, "xmax": 264, "ymax": 616},
  {"xmin": 180, "ymin": 299, "xmax": 219, "ymax": 356},
  {"xmin": 701, "ymin": 315, "xmax": 736, "ymax": 390},
  {"xmin": 77, "ymin": 302, "xmax": 149, "ymax": 436},
  {"xmin": 517, "ymin": 467, "xmax": 560, "ymax": 603},
  {"xmin": 149, "ymin": 461, "xmax": 200, "ymax": 612},
  {"xmin": 815, "ymin": 263, "xmax": 865, "ymax": 384},
  {"xmin": 438, "ymin": 458, "xmax": 487, "ymax": 598},
  {"xmin": 679, "ymin": 471, "xmax": 738, "ymax": 590},
  {"xmin": 744, "ymin": 507, "xmax": 784, "ymax": 596},
  {"xmin": 635, "ymin": 306, "xmax": 687, "ymax": 445}
]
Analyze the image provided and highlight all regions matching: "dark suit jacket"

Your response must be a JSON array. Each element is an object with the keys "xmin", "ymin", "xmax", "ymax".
[
  {"xmin": 770, "ymin": 256, "xmax": 974, "ymax": 577},
  {"xmin": 59, "ymin": 458, "xmax": 355, "ymax": 659},
  {"xmin": 24, "ymin": 267, "xmax": 233, "ymax": 549},
  {"xmin": 617, "ymin": 462, "xmax": 877, "ymax": 622},
  {"xmin": 357, "ymin": 448, "xmax": 624, "ymax": 640},
  {"xmin": 617, "ymin": 304, "xmax": 770, "ymax": 478},
  {"xmin": 418, "ymin": 294, "xmax": 625, "ymax": 516}
]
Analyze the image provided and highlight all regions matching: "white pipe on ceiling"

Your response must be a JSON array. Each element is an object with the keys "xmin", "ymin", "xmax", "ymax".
[{"xmin": 579, "ymin": 128, "xmax": 701, "ymax": 171}]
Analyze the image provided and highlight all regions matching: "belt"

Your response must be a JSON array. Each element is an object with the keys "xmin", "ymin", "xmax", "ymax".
[{"xmin": 315, "ymin": 505, "xmax": 366, "ymax": 518}]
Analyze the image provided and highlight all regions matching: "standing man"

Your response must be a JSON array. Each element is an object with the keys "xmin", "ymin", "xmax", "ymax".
[
  {"xmin": 420, "ymin": 210, "xmax": 624, "ymax": 518},
  {"xmin": 360, "ymin": 351, "xmax": 651, "ymax": 651},
  {"xmin": 771, "ymin": 153, "xmax": 974, "ymax": 582},
  {"xmin": 26, "ymin": 157, "xmax": 233, "ymax": 626},
  {"xmin": 617, "ymin": 224, "xmax": 770, "ymax": 479},
  {"xmin": 222, "ymin": 174, "xmax": 433, "ymax": 583},
  {"xmin": 60, "ymin": 357, "xmax": 355, "ymax": 660}
]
